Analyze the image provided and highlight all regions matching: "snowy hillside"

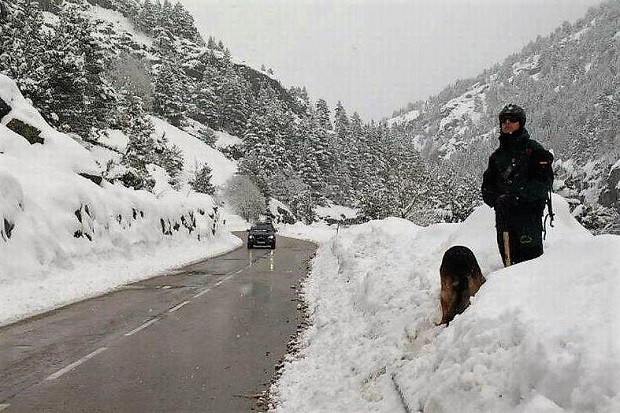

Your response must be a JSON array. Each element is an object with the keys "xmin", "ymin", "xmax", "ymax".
[
  {"xmin": 0, "ymin": 74, "xmax": 241, "ymax": 327},
  {"xmin": 149, "ymin": 116, "xmax": 237, "ymax": 187},
  {"xmin": 272, "ymin": 195, "xmax": 620, "ymax": 412}
]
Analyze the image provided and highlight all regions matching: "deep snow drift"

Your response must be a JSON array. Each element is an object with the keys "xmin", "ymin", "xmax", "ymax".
[{"xmin": 273, "ymin": 194, "xmax": 620, "ymax": 413}]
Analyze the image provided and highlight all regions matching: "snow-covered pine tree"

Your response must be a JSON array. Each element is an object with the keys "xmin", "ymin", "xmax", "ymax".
[
  {"xmin": 288, "ymin": 86, "xmax": 310, "ymax": 114},
  {"xmin": 0, "ymin": 0, "xmax": 46, "ymax": 101},
  {"xmin": 188, "ymin": 75, "xmax": 219, "ymax": 129},
  {"xmin": 153, "ymin": 61, "xmax": 187, "ymax": 127},
  {"xmin": 348, "ymin": 111, "xmax": 371, "ymax": 197},
  {"xmin": 207, "ymin": 36, "xmax": 217, "ymax": 50},
  {"xmin": 190, "ymin": 163, "xmax": 215, "ymax": 195},
  {"xmin": 311, "ymin": 120, "xmax": 332, "ymax": 179},
  {"xmin": 240, "ymin": 84, "xmax": 290, "ymax": 178},
  {"xmin": 159, "ymin": 0, "xmax": 173, "ymax": 29},
  {"xmin": 216, "ymin": 65, "xmax": 250, "ymax": 136},
  {"xmin": 284, "ymin": 177, "xmax": 316, "ymax": 224},
  {"xmin": 120, "ymin": 97, "xmax": 157, "ymax": 191},
  {"xmin": 154, "ymin": 133, "xmax": 184, "ymax": 187},
  {"xmin": 334, "ymin": 101, "xmax": 349, "ymax": 140},
  {"xmin": 315, "ymin": 98, "xmax": 332, "ymax": 130},
  {"xmin": 136, "ymin": 0, "xmax": 158, "ymax": 36},
  {"xmin": 288, "ymin": 118, "xmax": 325, "ymax": 205},
  {"xmin": 82, "ymin": 14, "xmax": 119, "ymax": 137},
  {"xmin": 116, "ymin": 94, "xmax": 153, "ymax": 141},
  {"xmin": 37, "ymin": 4, "xmax": 91, "ymax": 132},
  {"xmin": 171, "ymin": 2, "xmax": 202, "ymax": 44}
]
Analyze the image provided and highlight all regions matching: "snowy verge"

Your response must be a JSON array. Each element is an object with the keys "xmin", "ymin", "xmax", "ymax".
[
  {"xmin": 0, "ymin": 233, "xmax": 242, "ymax": 327},
  {"xmin": 277, "ymin": 221, "xmax": 338, "ymax": 244},
  {"xmin": 271, "ymin": 195, "xmax": 620, "ymax": 413}
]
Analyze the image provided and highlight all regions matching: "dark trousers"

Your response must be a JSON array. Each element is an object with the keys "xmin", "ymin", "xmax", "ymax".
[{"xmin": 495, "ymin": 210, "xmax": 544, "ymax": 266}]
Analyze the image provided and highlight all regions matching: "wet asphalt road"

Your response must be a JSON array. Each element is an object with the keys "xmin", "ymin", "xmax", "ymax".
[{"xmin": 0, "ymin": 232, "xmax": 316, "ymax": 412}]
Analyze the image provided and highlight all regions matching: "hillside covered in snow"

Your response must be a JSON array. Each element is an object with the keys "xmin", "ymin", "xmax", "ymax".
[
  {"xmin": 0, "ymin": 73, "xmax": 242, "ymax": 326},
  {"xmin": 272, "ymin": 195, "xmax": 620, "ymax": 413}
]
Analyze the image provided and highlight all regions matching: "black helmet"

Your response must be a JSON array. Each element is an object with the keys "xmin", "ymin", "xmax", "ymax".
[{"xmin": 498, "ymin": 104, "xmax": 526, "ymax": 126}]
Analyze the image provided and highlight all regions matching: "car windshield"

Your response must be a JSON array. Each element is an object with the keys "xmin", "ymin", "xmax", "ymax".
[{"xmin": 251, "ymin": 223, "xmax": 273, "ymax": 231}]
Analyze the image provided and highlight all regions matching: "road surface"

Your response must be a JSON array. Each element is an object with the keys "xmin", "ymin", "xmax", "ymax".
[{"xmin": 0, "ymin": 232, "xmax": 316, "ymax": 412}]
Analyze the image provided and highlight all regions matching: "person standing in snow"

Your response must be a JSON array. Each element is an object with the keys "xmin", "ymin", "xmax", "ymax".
[{"xmin": 481, "ymin": 104, "xmax": 554, "ymax": 266}]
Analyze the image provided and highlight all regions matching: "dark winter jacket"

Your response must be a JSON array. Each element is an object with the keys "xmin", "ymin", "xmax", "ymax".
[{"xmin": 482, "ymin": 127, "xmax": 554, "ymax": 212}]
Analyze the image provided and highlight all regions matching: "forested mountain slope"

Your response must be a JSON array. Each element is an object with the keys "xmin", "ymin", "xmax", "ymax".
[{"xmin": 1, "ymin": 0, "xmax": 431, "ymax": 224}]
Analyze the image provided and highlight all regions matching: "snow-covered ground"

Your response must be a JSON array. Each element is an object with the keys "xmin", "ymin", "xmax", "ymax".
[
  {"xmin": 150, "ymin": 116, "xmax": 237, "ymax": 187},
  {"xmin": 272, "ymin": 194, "xmax": 620, "ymax": 413},
  {"xmin": 0, "ymin": 74, "xmax": 242, "ymax": 327}
]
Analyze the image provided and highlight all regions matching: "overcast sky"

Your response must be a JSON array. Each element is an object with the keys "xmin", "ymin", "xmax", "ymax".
[{"xmin": 177, "ymin": 0, "xmax": 605, "ymax": 122}]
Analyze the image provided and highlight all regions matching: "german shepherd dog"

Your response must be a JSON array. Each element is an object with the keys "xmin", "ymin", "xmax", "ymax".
[{"xmin": 439, "ymin": 246, "xmax": 486, "ymax": 325}]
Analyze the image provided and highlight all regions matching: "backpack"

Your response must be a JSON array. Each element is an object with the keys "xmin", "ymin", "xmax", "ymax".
[{"xmin": 525, "ymin": 143, "xmax": 555, "ymax": 238}]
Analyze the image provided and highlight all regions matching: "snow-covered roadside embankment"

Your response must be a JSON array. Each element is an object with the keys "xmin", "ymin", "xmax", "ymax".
[
  {"xmin": 0, "ymin": 74, "xmax": 241, "ymax": 327},
  {"xmin": 272, "ymin": 196, "xmax": 620, "ymax": 413}
]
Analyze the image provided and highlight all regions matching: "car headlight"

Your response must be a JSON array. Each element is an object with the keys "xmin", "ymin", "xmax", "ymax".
[
  {"xmin": 268, "ymin": 235, "xmax": 274, "ymax": 239},
  {"xmin": 249, "ymin": 235, "xmax": 254, "ymax": 239}
]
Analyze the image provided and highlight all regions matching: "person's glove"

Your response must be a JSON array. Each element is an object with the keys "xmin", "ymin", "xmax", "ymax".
[{"xmin": 495, "ymin": 194, "xmax": 519, "ymax": 212}]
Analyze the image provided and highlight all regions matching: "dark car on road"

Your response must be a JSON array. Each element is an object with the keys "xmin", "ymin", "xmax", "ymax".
[{"xmin": 247, "ymin": 222, "xmax": 276, "ymax": 249}]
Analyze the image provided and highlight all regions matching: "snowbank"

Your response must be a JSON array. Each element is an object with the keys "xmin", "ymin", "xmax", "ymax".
[{"xmin": 272, "ymin": 194, "xmax": 620, "ymax": 413}]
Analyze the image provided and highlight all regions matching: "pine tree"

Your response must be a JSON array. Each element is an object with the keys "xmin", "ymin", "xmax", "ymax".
[
  {"xmin": 348, "ymin": 113, "xmax": 373, "ymax": 196},
  {"xmin": 155, "ymin": 133, "xmax": 185, "ymax": 186},
  {"xmin": 136, "ymin": 0, "xmax": 158, "ymax": 36},
  {"xmin": 349, "ymin": 112, "xmax": 363, "ymax": 137},
  {"xmin": 15, "ymin": 3, "xmax": 119, "ymax": 137},
  {"xmin": 287, "ymin": 179, "xmax": 316, "ymax": 224},
  {"xmin": 289, "ymin": 86, "xmax": 310, "ymax": 113},
  {"xmin": 116, "ymin": 95, "xmax": 154, "ymax": 142},
  {"xmin": 172, "ymin": 2, "xmax": 201, "ymax": 44},
  {"xmin": 315, "ymin": 99, "xmax": 332, "ymax": 130},
  {"xmin": 120, "ymin": 97, "xmax": 157, "ymax": 191},
  {"xmin": 160, "ymin": 0, "xmax": 173, "ymax": 29},
  {"xmin": 82, "ymin": 13, "xmax": 118, "ymax": 136},
  {"xmin": 37, "ymin": 4, "xmax": 90, "ymax": 131},
  {"xmin": 334, "ymin": 101, "xmax": 350, "ymax": 139},
  {"xmin": 216, "ymin": 66, "xmax": 250, "ymax": 135},
  {"xmin": 0, "ymin": 0, "xmax": 46, "ymax": 99},
  {"xmin": 312, "ymin": 120, "xmax": 332, "ymax": 173},
  {"xmin": 153, "ymin": 61, "xmax": 187, "ymax": 127},
  {"xmin": 290, "ymin": 118, "xmax": 325, "ymax": 204},
  {"xmin": 153, "ymin": 25, "xmax": 174, "ymax": 56},
  {"xmin": 188, "ymin": 75, "xmax": 219, "ymax": 128},
  {"xmin": 190, "ymin": 163, "xmax": 216, "ymax": 195}
]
